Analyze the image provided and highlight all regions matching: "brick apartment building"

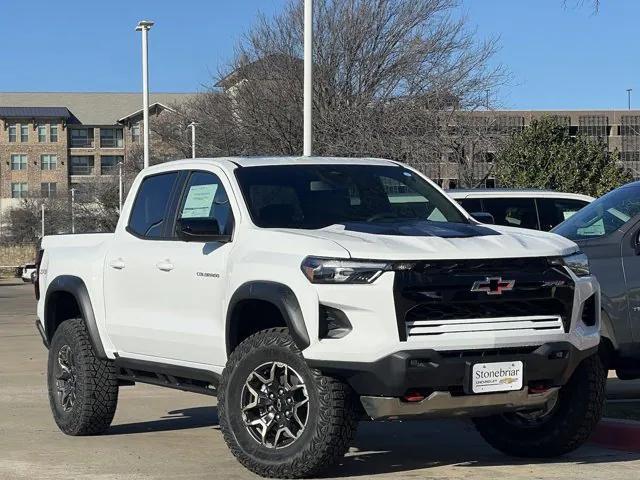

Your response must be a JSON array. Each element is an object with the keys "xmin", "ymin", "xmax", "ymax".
[{"xmin": 0, "ymin": 92, "xmax": 192, "ymax": 220}]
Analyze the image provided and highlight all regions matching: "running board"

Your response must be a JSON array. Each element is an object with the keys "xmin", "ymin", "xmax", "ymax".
[{"xmin": 114, "ymin": 357, "xmax": 220, "ymax": 397}]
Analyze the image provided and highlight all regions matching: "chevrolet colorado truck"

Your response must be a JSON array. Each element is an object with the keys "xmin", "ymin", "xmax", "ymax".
[{"xmin": 35, "ymin": 157, "xmax": 605, "ymax": 479}]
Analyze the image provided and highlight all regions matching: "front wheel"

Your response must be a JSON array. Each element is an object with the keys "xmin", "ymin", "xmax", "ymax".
[
  {"xmin": 473, "ymin": 354, "xmax": 606, "ymax": 458},
  {"xmin": 218, "ymin": 328, "xmax": 358, "ymax": 478}
]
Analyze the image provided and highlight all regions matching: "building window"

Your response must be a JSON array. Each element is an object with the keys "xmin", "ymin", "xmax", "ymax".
[
  {"xmin": 20, "ymin": 124, "xmax": 28, "ymax": 142},
  {"xmin": 100, "ymin": 128, "xmax": 124, "ymax": 148},
  {"xmin": 493, "ymin": 116, "xmax": 525, "ymax": 135},
  {"xmin": 578, "ymin": 116, "xmax": 609, "ymax": 138},
  {"xmin": 11, "ymin": 182, "xmax": 28, "ymax": 199},
  {"xmin": 50, "ymin": 123, "xmax": 58, "ymax": 142},
  {"xmin": 70, "ymin": 128, "xmax": 94, "ymax": 148},
  {"xmin": 132, "ymin": 123, "xmax": 141, "ymax": 143},
  {"xmin": 8, "ymin": 124, "xmax": 17, "ymax": 142},
  {"xmin": 38, "ymin": 125, "xmax": 47, "ymax": 142},
  {"xmin": 70, "ymin": 155, "xmax": 94, "ymax": 175},
  {"xmin": 100, "ymin": 155, "xmax": 123, "ymax": 175},
  {"xmin": 41, "ymin": 182, "xmax": 57, "ymax": 198},
  {"xmin": 10, "ymin": 154, "xmax": 27, "ymax": 170},
  {"xmin": 41, "ymin": 154, "xmax": 57, "ymax": 170}
]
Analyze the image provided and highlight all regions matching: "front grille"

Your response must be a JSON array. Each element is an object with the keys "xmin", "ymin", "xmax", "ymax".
[
  {"xmin": 394, "ymin": 257, "xmax": 575, "ymax": 341},
  {"xmin": 406, "ymin": 298, "xmax": 566, "ymax": 322}
]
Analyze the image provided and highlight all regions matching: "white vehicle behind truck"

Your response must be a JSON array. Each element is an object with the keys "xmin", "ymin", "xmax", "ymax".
[{"xmin": 35, "ymin": 157, "xmax": 605, "ymax": 478}]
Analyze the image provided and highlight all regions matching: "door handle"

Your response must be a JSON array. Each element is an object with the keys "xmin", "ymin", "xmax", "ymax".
[
  {"xmin": 156, "ymin": 260, "xmax": 174, "ymax": 272},
  {"xmin": 109, "ymin": 258, "xmax": 125, "ymax": 270}
]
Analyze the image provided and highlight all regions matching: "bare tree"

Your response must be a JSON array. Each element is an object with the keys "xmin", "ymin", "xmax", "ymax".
[
  {"xmin": 73, "ymin": 178, "xmax": 121, "ymax": 233},
  {"xmin": 160, "ymin": 0, "xmax": 506, "ymax": 180},
  {"xmin": 5, "ymin": 196, "xmax": 69, "ymax": 244}
]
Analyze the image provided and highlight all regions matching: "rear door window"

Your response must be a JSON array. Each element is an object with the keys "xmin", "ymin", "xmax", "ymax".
[
  {"xmin": 457, "ymin": 198, "xmax": 482, "ymax": 213},
  {"xmin": 536, "ymin": 198, "xmax": 590, "ymax": 231},
  {"xmin": 482, "ymin": 198, "xmax": 539, "ymax": 230},
  {"xmin": 128, "ymin": 172, "xmax": 179, "ymax": 238}
]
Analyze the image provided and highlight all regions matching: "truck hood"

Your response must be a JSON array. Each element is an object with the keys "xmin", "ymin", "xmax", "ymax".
[{"xmin": 274, "ymin": 220, "xmax": 578, "ymax": 260}]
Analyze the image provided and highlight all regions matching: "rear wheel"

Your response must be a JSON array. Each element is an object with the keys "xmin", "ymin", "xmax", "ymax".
[
  {"xmin": 473, "ymin": 354, "xmax": 606, "ymax": 457},
  {"xmin": 219, "ymin": 328, "xmax": 358, "ymax": 478},
  {"xmin": 47, "ymin": 319, "xmax": 119, "ymax": 435}
]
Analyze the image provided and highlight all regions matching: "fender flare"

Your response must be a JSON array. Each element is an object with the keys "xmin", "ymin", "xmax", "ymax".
[
  {"xmin": 226, "ymin": 281, "xmax": 310, "ymax": 354},
  {"xmin": 44, "ymin": 275, "xmax": 107, "ymax": 359}
]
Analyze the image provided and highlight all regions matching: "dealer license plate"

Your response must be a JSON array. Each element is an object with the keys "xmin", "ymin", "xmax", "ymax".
[{"xmin": 471, "ymin": 361, "xmax": 523, "ymax": 393}]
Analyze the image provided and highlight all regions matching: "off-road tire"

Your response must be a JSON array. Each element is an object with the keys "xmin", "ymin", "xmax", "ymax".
[
  {"xmin": 218, "ymin": 328, "xmax": 358, "ymax": 478},
  {"xmin": 47, "ymin": 318, "xmax": 119, "ymax": 435},
  {"xmin": 473, "ymin": 354, "xmax": 606, "ymax": 457}
]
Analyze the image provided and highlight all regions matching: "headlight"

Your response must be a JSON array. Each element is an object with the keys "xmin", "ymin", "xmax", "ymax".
[
  {"xmin": 553, "ymin": 251, "xmax": 590, "ymax": 277},
  {"xmin": 301, "ymin": 257, "xmax": 392, "ymax": 284}
]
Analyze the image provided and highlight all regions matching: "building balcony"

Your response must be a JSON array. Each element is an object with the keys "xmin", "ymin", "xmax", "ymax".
[
  {"xmin": 70, "ymin": 166, "xmax": 94, "ymax": 176},
  {"xmin": 70, "ymin": 139, "xmax": 95, "ymax": 148}
]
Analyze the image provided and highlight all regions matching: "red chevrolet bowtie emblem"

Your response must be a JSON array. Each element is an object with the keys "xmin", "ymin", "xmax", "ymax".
[{"xmin": 471, "ymin": 277, "xmax": 515, "ymax": 295}]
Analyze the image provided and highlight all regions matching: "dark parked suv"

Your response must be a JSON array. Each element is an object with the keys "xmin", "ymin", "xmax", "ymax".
[{"xmin": 553, "ymin": 181, "xmax": 640, "ymax": 378}]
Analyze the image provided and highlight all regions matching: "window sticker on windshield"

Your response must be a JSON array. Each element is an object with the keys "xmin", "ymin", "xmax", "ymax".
[
  {"xmin": 563, "ymin": 210, "xmax": 578, "ymax": 220},
  {"xmin": 427, "ymin": 208, "xmax": 446, "ymax": 221},
  {"xmin": 577, "ymin": 219, "xmax": 605, "ymax": 237},
  {"xmin": 608, "ymin": 208, "xmax": 631, "ymax": 223},
  {"xmin": 182, "ymin": 184, "xmax": 218, "ymax": 218}
]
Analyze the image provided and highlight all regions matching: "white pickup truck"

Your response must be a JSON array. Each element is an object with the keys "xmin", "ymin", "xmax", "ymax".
[{"xmin": 35, "ymin": 157, "xmax": 604, "ymax": 478}]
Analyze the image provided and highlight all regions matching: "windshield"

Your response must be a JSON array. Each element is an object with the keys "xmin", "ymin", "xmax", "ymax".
[
  {"xmin": 235, "ymin": 164, "xmax": 468, "ymax": 229},
  {"xmin": 552, "ymin": 185, "xmax": 640, "ymax": 240}
]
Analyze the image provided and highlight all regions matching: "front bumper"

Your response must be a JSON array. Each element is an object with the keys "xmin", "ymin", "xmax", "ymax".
[
  {"xmin": 307, "ymin": 341, "xmax": 597, "ymax": 397},
  {"xmin": 361, "ymin": 386, "xmax": 560, "ymax": 420}
]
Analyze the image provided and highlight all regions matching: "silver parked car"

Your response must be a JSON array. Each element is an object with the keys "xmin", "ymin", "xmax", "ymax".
[{"xmin": 553, "ymin": 181, "xmax": 640, "ymax": 378}]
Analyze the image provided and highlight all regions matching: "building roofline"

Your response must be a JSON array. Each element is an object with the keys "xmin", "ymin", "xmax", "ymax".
[{"xmin": 117, "ymin": 102, "xmax": 177, "ymax": 123}]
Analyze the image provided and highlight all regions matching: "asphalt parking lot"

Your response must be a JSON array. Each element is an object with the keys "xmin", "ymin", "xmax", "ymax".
[{"xmin": 2, "ymin": 281, "xmax": 640, "ymax": 480}]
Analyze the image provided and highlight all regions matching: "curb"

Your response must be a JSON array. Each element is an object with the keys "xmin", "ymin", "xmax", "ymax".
[{"xmin": 590, "ymin": 418, "xmax": 640, "ymax": 452}]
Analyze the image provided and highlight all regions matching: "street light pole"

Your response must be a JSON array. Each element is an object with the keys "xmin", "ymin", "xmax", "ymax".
[
  {"xmin": 70, "ymin": 188, "xmax": 76, "ymax": 234},
  {"xmin": 118, "ymin": 161, "xmax": 124, "ymax": 211},
  {"xmin": 136, "ymin": 20, "xmax": 154, "ymax": 169},
  {"xmin": 41, "ymin": 204, "xmax": 45, "ymax": 238},
  {"xmin": 188, "ymin": 122, "xmax": 197, "ymax": 158},
  {"xmin": 303, "ymin": 0, "xmax": 313, "ymax": 157},
  {"xmin": 627, "ymin": 88, "xmax": 633, "ymax": 110}
]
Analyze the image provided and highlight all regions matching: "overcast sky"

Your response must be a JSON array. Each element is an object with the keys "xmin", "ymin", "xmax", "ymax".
[{"xmin": 2, "ymin": 0, "xmax": 638, "ymax": 110}]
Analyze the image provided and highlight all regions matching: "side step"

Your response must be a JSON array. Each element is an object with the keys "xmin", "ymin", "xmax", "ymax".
[{"xmin": 114, "ymin": 357, "xmax": 220, "ymax": 397}]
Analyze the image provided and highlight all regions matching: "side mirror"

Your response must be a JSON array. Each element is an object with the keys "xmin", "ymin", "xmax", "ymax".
[
  {"xmin": 177, "ymin": 218, "xmax": 231, "ymax": 243},
  {"xmin": 470, "ymin": 212, "xmax": 495, "ymax": 224}
]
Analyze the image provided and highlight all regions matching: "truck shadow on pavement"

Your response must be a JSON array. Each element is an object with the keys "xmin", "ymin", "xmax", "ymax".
[
  {"xmin": 325, "ymin": 420, "xmax": 640, "ymax": 478},
  {"xmin": 106, "ymin": 406, "xmax": 219, "ymax": 435},
  {"xmin": 105, "ymin": 406, "xmax": 640, "ymax": 477}
]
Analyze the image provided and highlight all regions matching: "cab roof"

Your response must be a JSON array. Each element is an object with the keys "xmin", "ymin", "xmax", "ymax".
[{"xmin": 154, "ymin": 156, "xmax": 400, "ymax": 170}]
